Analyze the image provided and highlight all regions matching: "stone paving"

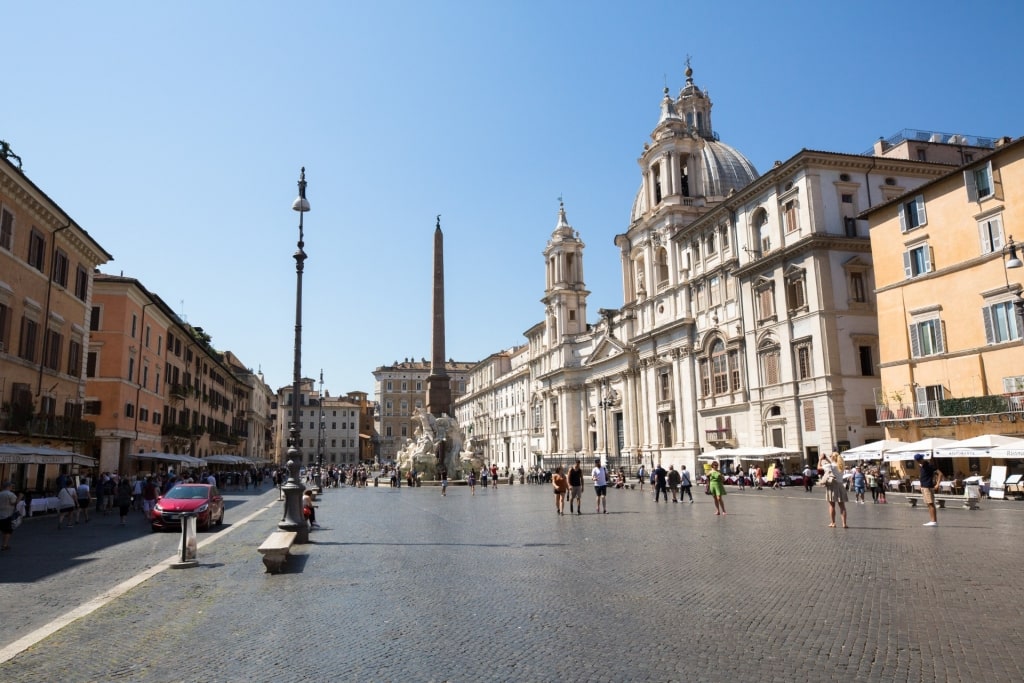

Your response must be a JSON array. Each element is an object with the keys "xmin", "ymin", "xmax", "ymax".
[{"xmin": 0, "ymin": 481, "xmax": 1022, "ymax": 682}]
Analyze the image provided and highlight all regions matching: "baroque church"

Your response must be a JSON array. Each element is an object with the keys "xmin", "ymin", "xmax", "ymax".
[{"xmin": 455, "ymin": 64, "xmax": 952, "ymax": 476}]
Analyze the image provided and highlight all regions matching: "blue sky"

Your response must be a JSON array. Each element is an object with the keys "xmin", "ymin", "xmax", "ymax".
[{"xmin": 4, "ymin": 1, "xmax": 1022, "ymax": 398}]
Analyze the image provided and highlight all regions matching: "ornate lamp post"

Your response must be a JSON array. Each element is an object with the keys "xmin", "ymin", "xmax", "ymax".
[
  {"xmin": 598, "ymin": 384, "xmax": 615, "ymax": 469},
  {"xmin": 317, "ymin": 369, "xmax": 325, "ymax": 489},
  {"xmin": 280, "ymin": 168, "xmax": 310, "ymax": 543}
]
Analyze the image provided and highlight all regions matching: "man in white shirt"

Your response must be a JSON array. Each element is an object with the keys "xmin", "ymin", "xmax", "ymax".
[{"xmin": 591, "ymin": 459, "xmax": 608, "ymax": 514}]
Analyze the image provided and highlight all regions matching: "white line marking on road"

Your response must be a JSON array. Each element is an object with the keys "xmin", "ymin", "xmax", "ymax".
[{"xmin": 0, "ymin": 498, "xmax": 281, "ymax": 664}]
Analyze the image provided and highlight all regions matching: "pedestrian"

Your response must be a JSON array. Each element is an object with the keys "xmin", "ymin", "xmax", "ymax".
[
  {"xmin": 552, "ymin": 466, "xmax": 568, "ymax": 515},
  {"xmin": 754, "ymin": 466, "xmax": 763, "ymax": 490},
  {"xmin": 0, "ymin": 481, "xmax": 19, "ymax": 551},
  {"xmin": 57, "ymin": 478, "xmax": 79, "ymax": 529},
  {"xmin": 76, "ymin": 476, "xmax": 92, "ymax": 523},
  {"xmin": 915, "ymin": 454, "xmax": 942, "ymax": 527},
  {"xmin": 114, "ymin": 478, "xmax": 133, "ymax": 525},
  {"xmin": 803, "ymin": 464, "xmax": 816, "ymax": 493},
  {"xmin": 818, "ymin": 453, "xmax": 848, "ymax": 528},
  {"xmin": 591, "ymin": 458, "xmax": 608, "ymax": 514},
  {"xmin": 467, "ymin": 469, "xmax": 476, "ymax": 495},
  {"xmin": 637, "ymin": 463, "xmax": 646, "ymax": 492},
  {"xmin": 490, "ymin": 463, "xmax": 499, "ymax": 489},
  {"xmin": 667, "ymin": 465, "xmax": 681, "ymax": 502},
  {"xmin": 567, "ymin": 459, "xmax": 583, "ymax": 515},
  {"xmin": 707, "ymin": 461, "xmax": 727, "ymax": 515},
  {"xmin": 653, "ymin": 463, "xmax": 668, "ymax": 502},
  {"xmin": 680, "ymin": 465, "xmax": 694, "ymax": 502},
  {"xmin": 440, "ymin": 468, "xmax": 448, "ymax": 497},
  {"xmin": 852, "ymin": 466, "xmax": 867, "ymax": 504},
  {"xmin": 142, "ymin": 476, "xmax": 158, "ymax": 520}
]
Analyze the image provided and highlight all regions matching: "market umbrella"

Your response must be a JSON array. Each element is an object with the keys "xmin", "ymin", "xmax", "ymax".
[
  {"xmin": 842, "ymin": 439, "xmax": 903, "ymax": 461},
  {"xmin": 883, "ymin": 437, "xmax": 957, "ymax": 462},
  {"xmin": 934, "ymin": 434, "xmax": 1024, "ymax": 458}
]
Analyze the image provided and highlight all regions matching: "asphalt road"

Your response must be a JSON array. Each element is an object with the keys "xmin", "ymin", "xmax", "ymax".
[{"xmin": 1, "ymin": 481, "xmax": 1022, "ymax": 682}]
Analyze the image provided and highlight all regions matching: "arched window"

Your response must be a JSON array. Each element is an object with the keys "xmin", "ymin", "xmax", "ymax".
[
  {"xmin": 655, "ymin": 247, "xmax": 669, "ymax": 287},
  {"xmin": 711, "ymin": 341, "xmax": 728, "ymax": 395}
]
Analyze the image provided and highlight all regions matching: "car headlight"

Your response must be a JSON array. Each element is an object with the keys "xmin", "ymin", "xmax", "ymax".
[{"xmin": 195, "ymin": 503, "xmax": 209, "ymax": 513}]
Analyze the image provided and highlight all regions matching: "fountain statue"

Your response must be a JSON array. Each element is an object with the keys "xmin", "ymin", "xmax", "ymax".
[{"xmin": 397, "ymin": 408, "xmax": 479, "ymax": 481}]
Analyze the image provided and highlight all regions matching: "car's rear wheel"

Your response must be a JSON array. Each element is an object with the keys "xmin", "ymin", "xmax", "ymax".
[{"xmin": 216, "ymin": 509, "xmax": 224, "ymax": 526}]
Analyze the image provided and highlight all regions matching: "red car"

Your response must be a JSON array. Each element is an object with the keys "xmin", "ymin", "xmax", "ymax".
[{"xmin": 150, "ymin": 484, "xmax": 225, "ymax": 532}]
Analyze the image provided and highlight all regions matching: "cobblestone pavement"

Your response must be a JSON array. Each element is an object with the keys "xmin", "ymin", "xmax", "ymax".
[{"xmin": 1, "ymin": 481, "xmax": 1022, "ymax": 682}]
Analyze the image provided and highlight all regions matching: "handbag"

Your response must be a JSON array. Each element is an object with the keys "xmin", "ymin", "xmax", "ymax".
[{"xmin": 820, "ymin": 467, "xmax": 835, "ymax": 486}]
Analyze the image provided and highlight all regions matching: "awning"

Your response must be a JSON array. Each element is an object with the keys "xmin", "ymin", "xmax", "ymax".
[
  {"xmin": 883, "ymin": 437, "xmax": 958, "ymax": 462},
  {"xmin": 842, "ymin": 439, "xmax": 904, "ymax": 460},
  {"xmin": 133, "ymin": 452, "xmax": 204, "ymax": 466},
  {"xmin": 0, "ymin": 444, "xmax": 97, "ymax": 467},
  {"xmin": 204, "ymin": 454, "xmax": 253, "ymax": 465}
]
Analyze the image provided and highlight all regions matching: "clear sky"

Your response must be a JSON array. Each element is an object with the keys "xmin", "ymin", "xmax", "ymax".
[{"xmin": 4, "ymin": 1, "xmax": 1022, "ymax": 399}]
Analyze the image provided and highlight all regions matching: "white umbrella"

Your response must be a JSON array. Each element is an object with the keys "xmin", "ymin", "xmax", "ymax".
[
  {"xmin": 934, "ymin": 434, "xmax": 1024, "ymax": 458},
  {"xmin": 698, "ymin": 448, "xmax": 738, "ymax": 461},
  {"xmin": 883, "ymin": 437, "xmax": 957, "ymax": 462},
  {"xmin": 842, "ymin": 439, "xmax": 903, "ymax": 460},
  {"xmin": 985, "ymin": 437, "xmax": 1024, "ymax": 459}
]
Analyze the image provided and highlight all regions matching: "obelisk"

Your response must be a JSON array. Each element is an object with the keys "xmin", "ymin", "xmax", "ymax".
[{"xmin": 426, "ymin": 215, "xmax": 451, "ymax": 418}]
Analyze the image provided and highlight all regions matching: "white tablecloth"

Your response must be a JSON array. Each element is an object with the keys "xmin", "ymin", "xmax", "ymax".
[{"xmin": 29, "ymin": 496, "xmax": 60, "ymax": 515}]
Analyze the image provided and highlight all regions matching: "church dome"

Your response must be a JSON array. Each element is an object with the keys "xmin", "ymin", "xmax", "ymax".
[{"xmin": 629, "ymin": 64, "xmax": 758, "ymax": 224}]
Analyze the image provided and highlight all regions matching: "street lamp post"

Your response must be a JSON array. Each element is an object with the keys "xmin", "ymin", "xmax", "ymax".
[
  {"xmin": 598, "ymin": 385, "xmax": 615, "ymax": 469},
  {"xmin": 280, "ymin": 167, "xmax": 310, "ymax": 543},
  {"xmin": 317, "ymin": 369, "xmax": 325, "ymax": 490}
]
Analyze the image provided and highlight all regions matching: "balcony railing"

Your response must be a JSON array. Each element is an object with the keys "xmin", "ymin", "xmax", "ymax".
[
  {"xmin": 705, "ymin": 428, "xmax": 737, "ymax": 447},
  {"xmin": 1, "ymin": 414, "xmax": 96, "ymax": 440},
  {"xmin": 877, "ymin": 394, "xmax": 1024, "ymax": 422}
]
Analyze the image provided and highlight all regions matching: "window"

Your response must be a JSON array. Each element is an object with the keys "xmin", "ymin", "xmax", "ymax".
[
  {"xmin": 704, "ymin": 231, "xmax": 716, "ymax": 255},
  {"xmin": 655, "ymin": 247, "xmax": 669, "ymax": 287},
  {"xmin": 660, "ymin": 413, "xmax": 673, "ymax": 445},
  {"xmin": 386, "ymin": 380, "xmax": 393, "ymax": 392},
  {"xmin": 858, "ymin": 345, "xmax": 874, "ymax": 376},
  {"xmin": 658, "ymin": 368, "xmax": 672, "ymax": 402},
  {"xmin": 0, "ymin": 207, "xmax": 12, "ymax": 250},
  {"xmin": 898, "ymin": 195, "xmax": 927, "ymax": 232},
  {"xmin": 44, "ymin": 329, "xmax": 62, "ymax": 370},
  {"xmin": 0, "ymin": 302, "xmax": 9, "ymax": 352},
  {"xmin": 755, "ymin": 280, "xmax": 775, "ymax": 321},
  {"xmin": 27, "ymin": 229, "xmax": 45, "ymax": 271},
  {"xmin": 142, "ymin": 365, "xmax": 149, "ymax": 388},
  {"xmin": 52, "ymin": 249, "xmax": 69, "ymax": 287},
  {"xmin": 761, "ymin": 345, "xmax": 780, "ymax": 385},
  {"xmin": 783, "ymin": 199, "xmax": 798, "ymax": 233},
  {"xmin": 785, "ymin": 270, "xmax": 807, "ymax": 313},
  {"xmin": 796, "ymin": 343, "xmax": 812, "ymax": 380},
  {"xmin": 983, "ymin": 300, "xmax": 1021, "ymax": 344},
  {"xmin": 550, "ymin": 397, "xmax": 558, "ymax": 421},
  {"xmin": 903, "ymin": 244, "xmax": 933, "ymax": 278},
  {"xmin": 711, "ymin": 341, "xmax": 729, "ymax": 395},
  {"xmin": 709, "ymin": 276, "xmax": 721, "ymax": 306},
  {"xmin": 18, "ymin": 317, "xmax": 38, "ymax": 362},
  {"xmin": 74, "ymin": 266, "xmax": 89, "ymax": 301},
  {"xmin": 124, "ymin": 403, "xmax": 135, "ymax": 419},
  {"xmin": 850, "ymin": 272, "xmax": 867, "ymax": 303},
  {"xmin": 139, "ymin": 407, "xmax": 149, "ymax": 423},
  {"xmin": 86, "ymin": 351, "xmax": 98, "ymax": 377},
  {"xmin": 978, "ymin": 215, "xmax": 1004, "ymax": 254},
  {"xmin": 131, "ymin": 314, "xmax": 137, "ymax": 338},
  {"xmin": 909, "ymin": 318, "xmax": 945, "ymax": 357},
  {"xmin": 728, "ymin": 350, "xmax": 740, "ymax": 392},
  {"xmin": 965, "ymin": 162, "xmax": 994, "ymax": 202},
  {"xmin": 128, "ymin": 357, "xmax": 135, "ymax": 381}
]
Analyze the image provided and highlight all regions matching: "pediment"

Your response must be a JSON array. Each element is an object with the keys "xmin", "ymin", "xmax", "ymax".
[{"xmin": 584, "ymin": 335, "xmax": 627, "ymax": 366}]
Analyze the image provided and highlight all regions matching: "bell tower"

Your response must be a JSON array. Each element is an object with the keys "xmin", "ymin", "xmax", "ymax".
[{"xmin": 542, "ymin": 201, "xmax": 589, "ymax": 341}]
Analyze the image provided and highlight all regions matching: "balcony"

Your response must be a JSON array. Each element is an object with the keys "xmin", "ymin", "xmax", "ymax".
[
  {"xmin": 877, "ymin": 394, "xmax": 1024, "ymax": 424},
  {"xmin": 1, "ymin": 413, "xmax": 96, "ymax": 441},
  {"xmin": 705, "ymin": 428, "xmax": 737, "ymax": 448}
]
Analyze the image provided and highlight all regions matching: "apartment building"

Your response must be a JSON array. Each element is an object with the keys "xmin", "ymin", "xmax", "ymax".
[
  {"xmin": 865, "ymin": 135, "xmax": 1024, "ymax": 473},
  {"xmin": 0, "ymin": 151, "xmax": 112, "ymax": 487}
]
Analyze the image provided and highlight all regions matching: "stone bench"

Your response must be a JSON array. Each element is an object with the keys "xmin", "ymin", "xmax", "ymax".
[
  {"xmin": 258, "ymin": 530, "xmax": 297, "ymax": 574},
  {"xmin": 906, "ymin": 495, "xmax": 979, "ymax": 510}
]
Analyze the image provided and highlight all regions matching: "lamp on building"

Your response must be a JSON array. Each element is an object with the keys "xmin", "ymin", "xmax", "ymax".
[
  {"xmin": 1005, "ymin": 236, "xmax": 1023, "ymax": 269},
  {"xmin": 280, "ymin": 168, "xmax": 310, "ymax": 543}
]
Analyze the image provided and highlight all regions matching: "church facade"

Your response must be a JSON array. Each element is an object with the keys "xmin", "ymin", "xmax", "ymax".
[{"xmin": 455, "ymin": 66, "xmax": 964, "ymax": 477}]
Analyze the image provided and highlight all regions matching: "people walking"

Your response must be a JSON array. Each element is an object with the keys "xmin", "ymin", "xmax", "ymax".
[
  {"xmin": 567, "ymin": 460, "xmax": 584, "ymax": 515},
  {"xmin": 680, "ymin": 465, "xmax": 694, "ymax": 503},
  {"xmin": 467, "ymin": 470, "xmax": 476, "ymax": 495},
  {"xmin": 818, "ymin": 453, "xmax": 848, "ymax": 528},
  {"xmin": 707, "ymin": 461, "xmax": 727, "ymax": 515},
  {"xmin": 114, "ymin": 478, "xmax": 133, "ymax": 525},
  {"xmin": 552, "ymin": 466, "xmax": 568, "ymax": 515},
  {"xmin": 915, "ymin": 454, "xmax": 942, "ymax": 527},
  {"xmin": 852, "ymin": 466, "xmax": 867, "ymax": 504},
  {"xmin": 76, "ymin": 477, "xmax": 92, "ymax": 523},
  {"xmin": 440, "ymin": 468, "xmax": 449, "ymax": 497},
  {"xmin": 592, "ymin": 459, "xmax": 608, "ymax": 514},
  {"xmin": 637, "ymin": 464, "xmax": 646, "ymax": 492},
  {"xmin": 57, "ymin": 479, "xmax": 79, "ymax": 529},
  {"xmin": 0, "ymin": 481, "xmax": 19, "ymax": 551},
  {"xmin": 803, "ymin": 464, "xmax": 816, "ymax": 493},
  {"xmin": 653, "ymin": 463, "xmax": 668, "ymax": 502},
  {"xmin": 667, "ymin": 465, "xmax": 681, "ymax": 502}
]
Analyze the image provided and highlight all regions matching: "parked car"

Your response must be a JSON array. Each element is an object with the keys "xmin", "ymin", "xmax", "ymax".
[{"xmin": 151, "ymin": 484, "xmax": 225, "ymax": 532}]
